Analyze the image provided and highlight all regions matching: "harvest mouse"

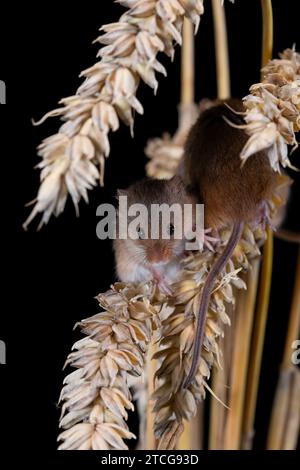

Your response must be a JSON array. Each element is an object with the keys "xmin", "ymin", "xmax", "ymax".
[
  {"xmin": 182, "ymin": 98, "xmax": 279, "ymax": 388},
  {"xmin": 113, "ymin": 176, "xmax": 198, "ymax": 295}
]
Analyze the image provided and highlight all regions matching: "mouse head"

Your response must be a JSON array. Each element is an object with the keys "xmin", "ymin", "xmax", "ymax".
[{"xmin": 116, "ymin": 176, "xmax": 197, "ymax": 266}]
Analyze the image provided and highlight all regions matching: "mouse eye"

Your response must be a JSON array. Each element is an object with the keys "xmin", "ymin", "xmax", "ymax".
[
  {"xmin": 137, "ymin": 226, "xmax": 145, "ymax": 240},
  {"xmin": 168, "ymin": 224, "xmax": 175, "ymax": 236}
]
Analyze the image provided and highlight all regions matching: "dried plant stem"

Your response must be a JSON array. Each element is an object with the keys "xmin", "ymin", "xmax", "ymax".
[
  {"xmin": 274, "ymin": 230, "xmax": 300, "ymax": 244},
  {"xmin": 267, "ymin": 248, "xmax": 300, "ymax": 449},
  {"xmin": 212, "ymin": 0, "xmax": 230, "ymax": 99},
  {"xmin": 223, "ymin": 261, "xmax": 260, "ymax": 449},
  {"xmin": 181, "ymin": 18, "xmax": 195, "ymax": 106},
  {"xmin": 240, "ymin": 1, "xmax": 274, "ymax": 449},
  {"xmin": 146, "ymin": 14, "xmax": 198, "ymax": 180},
  {"xmin": 242, "ymin": 227, "xmax": 273, "ymax": 449},
  {"xmin": 176, "ymin": 18, "xmax": 201, "ymax": 451},
  {"xmin": 261, "ymin": 0, "xmax": 273, "ymax": 69},
  {"xmin": 209, "ymin": 0, "xmax": 230, "ymax": 449},
  {"xmin": 146, "ymin": 342, "xmax": 157, "ymax": 450},
  {"xmin": 209, "ymin": 301, "xmax": 237, "ymax": 449},
  {"xmin": 58, "ymin": 283, "xmax": 158, "ymax": 450},
  {"xmin": 208, "ymin": 336, "xmax": 227, "ymax": 449},
  {"xmin": 282, "ymin": 370, "xmax": 300, "ymax": 450},
  {"xmin": 26, "ymin": 0, "xmax": 205, "ymax": 228},
  {"xmin": 282, "ymin": 248, "xmax": 300, "ymax": 368},
  {"xmin": 177, "ymin": 405, "xmax": 204, "ymax": 450},
  {"xmin": 267, "ymin": 367, "xmax": 300, "ymax": 450}
]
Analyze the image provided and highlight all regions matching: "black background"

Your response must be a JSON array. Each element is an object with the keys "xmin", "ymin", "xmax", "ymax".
[{"xmin": 0, "ymin": 0, "xmax": 299, "ymax": 460}]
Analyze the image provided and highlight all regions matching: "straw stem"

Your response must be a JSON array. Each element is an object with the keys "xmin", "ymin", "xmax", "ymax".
[
  {"xmin": 223, "ymin": 261, "xmax": 260, "ymax": 449},
  {"xmin": 267, "ymin": 248, "xmax": 300, "ymax": 449},
  {"xmin": 261, "ymin": 0, "xmax": 273, "ymax": 68},
  {"xmin": 242, "ymin": 227, "xmax": 273, "ymax": 448},
  {"xmin": 212, "ymin": 0, "xmax": 231, "ymax": 99},
  {"xmin": 181, "ymin": 19, "xmax": 195, "ymax": 106}
]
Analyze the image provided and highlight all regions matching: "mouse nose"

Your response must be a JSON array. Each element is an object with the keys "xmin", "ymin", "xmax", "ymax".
[{"xmin": 147, "ymin": 247, "xmax": 171, "ymax": 264}]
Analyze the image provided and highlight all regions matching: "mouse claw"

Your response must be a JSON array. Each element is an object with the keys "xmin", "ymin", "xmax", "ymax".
[
  {"xmin": 257, "ymin": 201, "xmax": 276, "ymax": 231},
  {"xmin": 196, "ymin": 228, "xmax": 220, "ymax": 251},
  {"xmin": 158, "ymin": 280, "xmax": 173, "ymax": 297},
  {"xmin": 204, "ymin": 229, "xmax": 220, "ymax": 251},
  {"xmin": 150, "ymin": 267, "xmax": 173, "ymax": 296}
]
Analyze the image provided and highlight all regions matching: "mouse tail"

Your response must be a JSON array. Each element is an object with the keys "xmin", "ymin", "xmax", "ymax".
[{"xmin": 183, "ymin": 221, "xmax": 244, "ymax": 389}]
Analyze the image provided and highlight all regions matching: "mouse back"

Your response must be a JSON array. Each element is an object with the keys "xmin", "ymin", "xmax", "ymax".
[{"xmin": 183, "ymin": 99, "xmax": 278, "ymax": 228}]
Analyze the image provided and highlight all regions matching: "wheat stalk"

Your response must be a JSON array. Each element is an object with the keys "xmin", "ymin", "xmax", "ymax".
[
  {"xmin": 177, "ymin": 405, "xmax": 204, "ymax": 449},
  {"xmin": 57, "ymin": 183, "xmax": 287, "ymax": 450},
  {"xmin": 209, "ymin": 305, "xmax": 236, "ymax": 449},
  {"xmin": 261, "ymin": 0, "xmax": 273, "ymax": 69},
  {"xmin": 240, "ymin": 47, "xmax": 300, "ymax": 172},
  {"xmin": 267, "ymin": 248, "xmax": 300, "ymax": 449},
  {"xmin": 212, "ymin": 0, "xmax": 230, "ymax": 99},
  {"xmin": 145, "ymin": 342, "xmax": 157, "ymax": 449},
  {"xmin": 208, "ymin": 0, "xmax": 231, "ymax": 449},
  {"xmin": 24, "ymin": 0, "xmax": 205, "ymax": 229},
  {"xmin": 223, "ymin": 261, "xmax": 260, "ymax": 449},
  {"xmin": 240, "ymin": 0, "xmax": 274, "ymax": 449},
  {"xmin": 241, "ymin": 229, "xmax": 273, "ymax": 449},
  {"xmin": 152, "ymin": 225, "xmax": 272, "ymax": 449},
  {"xmin": 58, "ymin": 282, "xmax": 159, "ymax": 450},
  {"xmin": 55, "ymin": 1, "xmax": 300, "ymax": 451}
]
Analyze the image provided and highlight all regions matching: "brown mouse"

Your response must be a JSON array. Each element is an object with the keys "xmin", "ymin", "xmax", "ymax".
[
  {"xmin": 182, "ymin": 98, "xmax": 279, "ymax": 388},
  {"xmin": 113, "ymin": 176, "xmax": 198, "ymax": 295}
]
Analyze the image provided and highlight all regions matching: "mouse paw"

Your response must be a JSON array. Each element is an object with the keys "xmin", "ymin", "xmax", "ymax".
[
  {"xmin": 150, "ymin": 268, "xmax": 173, "ymax": 296},
  {"xmin": 196, "ymin": 228, "xmax": 220, "ymax": 251},
  {"xmin": 158, "ymin": 280, "xmax": 173, "ymax": 296},
  {"xmin": 257, "ymin": 201, "xmax": 275, "ymax": 231}
]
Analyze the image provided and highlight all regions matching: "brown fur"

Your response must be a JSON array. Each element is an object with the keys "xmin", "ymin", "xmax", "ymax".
[
  {"xmin": 113, "ymin": 176, "xmax": 197, "ymax": 284},
  {"xmin": 184, "ymin": 99, "xmax": 278, "ymax": 229}
]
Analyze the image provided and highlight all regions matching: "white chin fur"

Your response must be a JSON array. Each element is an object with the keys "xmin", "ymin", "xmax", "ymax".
[
  {"xmin": 153, "ymin": 259, "xmax": 182, "ymax": 284},
  {"xmin": 150, "ymin": 260, "xmax": 169, "ymax": 267}
]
